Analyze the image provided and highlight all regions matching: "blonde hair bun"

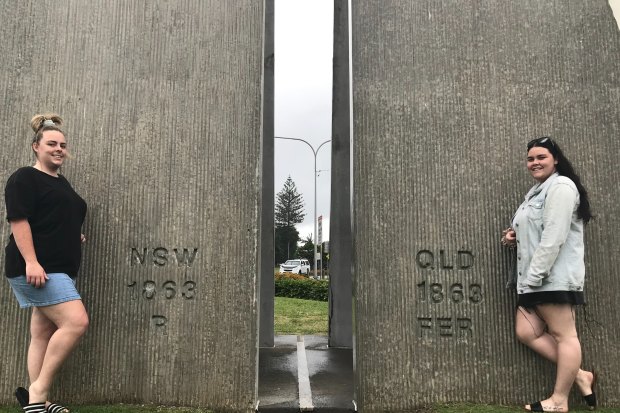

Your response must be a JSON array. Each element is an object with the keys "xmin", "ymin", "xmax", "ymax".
[{"xmin": 30, "ymin": 113, "xmax": 63, "ymax": 133}]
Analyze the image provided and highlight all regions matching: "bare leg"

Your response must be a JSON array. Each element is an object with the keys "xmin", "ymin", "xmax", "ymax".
[
  {"xmin": 515, "ymin": 306, "xmax": 594, "ymax": 396},
  {"xmin": 522, "ymin": 304, "xmax": 581, "ymax": 412},
  {"xmin": 28, "ymin": 300, "xmax": 89, "ymax": 404},
  {"xmin": 28, "ymin": 307, "xmax": 57, "ymax": 383}
]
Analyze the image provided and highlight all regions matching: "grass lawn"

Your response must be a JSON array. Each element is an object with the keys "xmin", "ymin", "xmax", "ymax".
[
  {"xmin": 274, "ymin": 296, "xmax": 328, "ymax": 335},
  {"xmin": 0, "ymin": 407, "xmax": 212, "ymax": 413},
  {"xmin": 430, "ymin": 403, "xmax": 620, "ymax": 412},
  {"xmin": 2, "ymin": 402, "xmax": 618, "ymax": 412}
]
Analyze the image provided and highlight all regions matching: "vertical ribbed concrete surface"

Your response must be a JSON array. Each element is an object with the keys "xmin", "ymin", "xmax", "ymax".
[
  {"xmin": 0, "ymin": 2, "xmax": 262, "ymax": 411},
  {"xmin": 328, "ymin": 0, "xmax": 353, "ymax": 349},
  {"xmin": 352, "ymin": 1, "xmax": 620, "ymax": 411},
  {"xmin": 260, "ymin": 0, "xmax": 275, "ymax": 348}
]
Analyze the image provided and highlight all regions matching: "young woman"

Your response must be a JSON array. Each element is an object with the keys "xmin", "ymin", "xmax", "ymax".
[
  {"xmin": 501, "ymin": 137, "xmax": 596, "ymax": 412},
  {"xmin": 5, "ymin": 114, "xmax": 88, "ymax": 413}
]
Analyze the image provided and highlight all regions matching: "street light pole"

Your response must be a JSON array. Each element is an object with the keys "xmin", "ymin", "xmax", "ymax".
[{"xmin": 275, "ymin": 136, "xmax": 331, "ymax": 279}]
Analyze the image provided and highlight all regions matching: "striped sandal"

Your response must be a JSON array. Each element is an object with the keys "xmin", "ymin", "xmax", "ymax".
[
  {"xmin": 22, "ymin": 403, "xmax": 46, "ymax": 413},
  {"xmin": 15, "ymin": 387, "xmax": 69, "ymax": 413},
  {"xmin": 46, "ymin": 404, "xmax": 70, "ymax": 413}
]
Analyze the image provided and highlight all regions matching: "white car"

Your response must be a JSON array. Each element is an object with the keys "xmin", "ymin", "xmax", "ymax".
[{"xmin": 279, "ymin": 259, "xmax": 311, "ymax": 275}]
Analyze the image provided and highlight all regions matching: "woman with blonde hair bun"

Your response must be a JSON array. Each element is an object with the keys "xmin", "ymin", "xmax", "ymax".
[{"xmin": 5, "ymin": 113, "xmax": 88, "ymax": 413}]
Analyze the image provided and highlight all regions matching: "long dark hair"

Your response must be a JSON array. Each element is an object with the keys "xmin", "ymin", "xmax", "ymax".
[{"xmin": 527, "ymin": 137, "xmax": 593, "ymax": 224}]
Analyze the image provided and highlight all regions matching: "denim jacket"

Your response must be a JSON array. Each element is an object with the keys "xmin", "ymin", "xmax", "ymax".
[{"xmin": 511, "ymin": 173, "xmax": 585, "ymax": 295}]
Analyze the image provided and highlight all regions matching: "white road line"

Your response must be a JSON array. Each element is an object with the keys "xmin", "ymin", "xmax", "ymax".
[{"xmin": 297, "ymin": 335, "xmax": 314, "ymax": 411}]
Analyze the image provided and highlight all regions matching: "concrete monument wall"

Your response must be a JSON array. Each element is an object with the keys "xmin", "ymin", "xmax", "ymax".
[
  {"xmin": 328, "ymin": 0, "xmax": 353, "ymax": 349},
  {"xmin": 260, "ymin": 0, "xmax": 275, "ymax": 348},
  {"xmin": 0, "ymin": 1, "xmax": 263, "ymax": 411},
  {"xmin": 352, "ymin": 1, "xmax": 620, "ymax": 411}
]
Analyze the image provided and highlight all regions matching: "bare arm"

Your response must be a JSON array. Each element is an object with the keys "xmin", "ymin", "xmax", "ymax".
[{"xmin": 10, "ymin": 219, "xmax": 48, "ymax": 287}]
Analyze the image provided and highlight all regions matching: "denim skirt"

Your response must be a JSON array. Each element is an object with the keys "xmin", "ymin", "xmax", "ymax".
[{"xmin": 7, "ymin": 273, "xmax": 81, "ymax": 308}]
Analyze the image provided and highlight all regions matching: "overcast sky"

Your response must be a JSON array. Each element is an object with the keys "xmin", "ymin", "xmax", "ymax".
[
  {"xmin": 272, "ymin": 0, "xmax": 620, "ymax": 244},
  {"xmin": 275, "ymin": 0, "xmax": 334, "ymax": 243}
]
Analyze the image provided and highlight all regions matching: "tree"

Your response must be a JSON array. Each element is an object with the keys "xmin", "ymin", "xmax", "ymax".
[
  {"xmin": 274, "ymin": 176, "xmax": 306, "ymax": 264},
  {"xmin": 275, "ymin": 176, "xmax": 306, "ymax": 228},
  {"xmin": 275, "ymin": 225, "xmax": 299, "ymax": 264},
  {"xmin": 297, "ymin": 235, "xmax": 329, "ymax": 270},
  {"xmin": 297, "ymin": 234, "xmax": 314, "ymax": 264}
]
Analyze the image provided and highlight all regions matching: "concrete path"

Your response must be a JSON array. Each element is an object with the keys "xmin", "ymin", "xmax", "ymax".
[{"xmin": 258, "ymin": 335, "xmax": 354, "ymax": 412}]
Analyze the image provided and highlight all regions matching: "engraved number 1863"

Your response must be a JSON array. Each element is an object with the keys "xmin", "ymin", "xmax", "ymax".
[
  {"xmin": 416, "ymin": 281, "xmax": 482, "ymax": 304},
  {"xmin": 127, "ymin": 280, "xmax": 196, "ymax": 300}
]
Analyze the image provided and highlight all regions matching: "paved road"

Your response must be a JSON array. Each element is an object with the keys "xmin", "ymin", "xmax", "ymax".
[{"xmin": 258, "ymin": 335, "xmax": 354, "ymax": 412}]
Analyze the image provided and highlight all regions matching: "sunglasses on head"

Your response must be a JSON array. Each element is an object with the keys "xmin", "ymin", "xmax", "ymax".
[{"xmin": 527, "ymin": 137, "xmax": 555, "ymax": 150}]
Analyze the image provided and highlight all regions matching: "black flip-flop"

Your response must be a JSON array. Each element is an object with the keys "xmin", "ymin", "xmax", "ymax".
[
  {"xmin": 15, "ymin": 387, "xmax": 29, "ymax": 407},
  {"xmin": 583, "ymin": 370, "xmax": 598, "ymax": 410}
]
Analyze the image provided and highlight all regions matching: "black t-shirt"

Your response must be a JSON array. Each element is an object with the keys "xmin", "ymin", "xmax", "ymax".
[{"xmin": 4, "ymin": 167, "xmax": 87, "ymax": 278}]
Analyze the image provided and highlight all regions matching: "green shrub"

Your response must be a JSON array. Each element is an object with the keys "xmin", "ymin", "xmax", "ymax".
[
  {"xmin": 275, "ymin": 277, "xmax": 328, "ymax": 301},
  {"xmin": 275, "ymin": 272, "xmax": 308, "ymax": 281}
]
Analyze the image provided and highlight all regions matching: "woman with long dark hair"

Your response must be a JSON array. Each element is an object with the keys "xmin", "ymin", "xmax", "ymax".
[{"xmin": 501, "ymin": 137, "xmax": 596, "ymax": 412}]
